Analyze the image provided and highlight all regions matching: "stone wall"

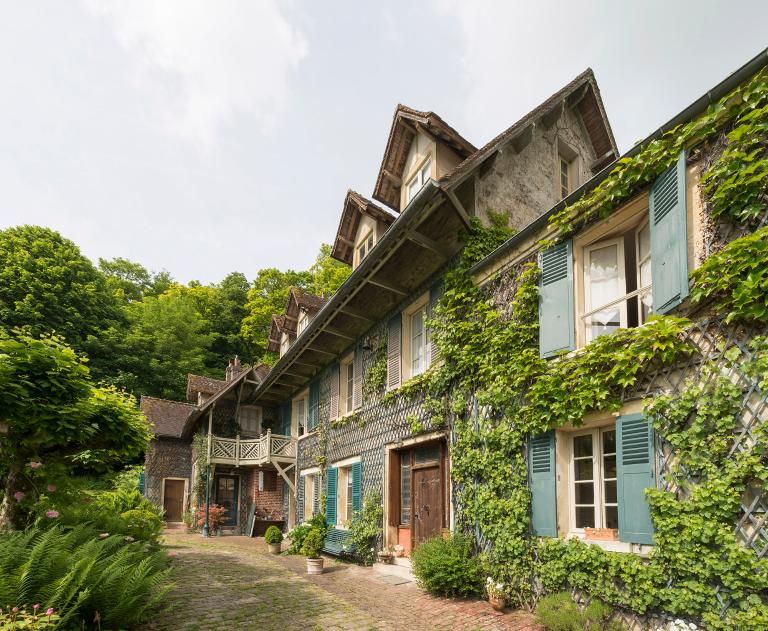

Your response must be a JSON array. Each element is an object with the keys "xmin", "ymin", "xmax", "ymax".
[{"xmin": 144, "ymin": 438, "xmax": 193, "ymax": 510}]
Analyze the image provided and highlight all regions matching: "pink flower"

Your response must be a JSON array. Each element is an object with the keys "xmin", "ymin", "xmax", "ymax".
[
  {"xmin": 29, "ymin": 461, "xmax": 43, "ymax": 470},
  {"xmin": 45, "ymin": 510, "xmax": 59, "ymax": 519},
  {"xmin": 47, "ymin": 484, "xmax": 57, "ymax": 493},
  {"xmin": 46, "ymin": 608, "xmax": 54, "ymax": 617},
  {"xmin": 33, "ymin": 604, "xmax": 40, "ymax": 612},
  {"xmin": 12, "ymin": 607, "xmax": 19, "ymax": 614},
  {"xmin": 13, "ymin": 491, "xmax": 25, "ymax": 501}
]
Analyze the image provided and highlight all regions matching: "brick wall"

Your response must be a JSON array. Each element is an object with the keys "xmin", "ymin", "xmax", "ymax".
[
  {"xmin": 144, "ymin": 438, "xmax": 193, "ymax": 511},
  {"xmin": 247, "ymin": 469, "xmax": 284, "ymax": 520}
]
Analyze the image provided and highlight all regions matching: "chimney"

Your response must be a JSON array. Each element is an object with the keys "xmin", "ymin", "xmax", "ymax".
[{"xmin": 226, "ymin": 356, "xmax": 243, "ymax": 382}]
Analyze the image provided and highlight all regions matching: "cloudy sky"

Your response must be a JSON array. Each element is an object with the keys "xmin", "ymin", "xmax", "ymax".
[{"xmin": 1, "ymin": 1, "xmax": 766, "ymax": 284}]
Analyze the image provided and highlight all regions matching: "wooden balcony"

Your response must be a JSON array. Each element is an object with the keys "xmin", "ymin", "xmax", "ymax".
[{"xmin": 207, "ymin": 430, "xmax": 296, "ymax": 467}]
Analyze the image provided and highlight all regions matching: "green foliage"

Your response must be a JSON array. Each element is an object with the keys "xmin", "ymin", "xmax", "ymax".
[
  {"xmin": 410, "ymin": 533, "xmax": 483, "ymax": 598},
  {"xmin": 285, "ymin": 513, "xmax": 327, "ymax": 555},
  {"xmin": 535, "ymin": 592, "xmax": 625, "ymax": 631},
  {"xmin": 264, "ymin": 525, "xmax": 283, "ymax": 545},
  {"xmin": 0, "ymin": 525, "xmax": 170, "ymax": 629},
  {"xmin": 346, "ymin": 491, "xmax": 383, "ymax": 566},
  {"xmin": 0, "ymin": 332, "xmax": 152, "ymax": 529},
  {"xmin": 363, "ymin": 338, "xmax": 388, "ymax": 397},
  {"xmin": 98, "ymin": 256, "xmax": 172, "ymax": 303},
  {"xmin": 690, "ymin": 227, "xmax": 768, "ymax": 322},
  {"xmin": 300, "ymin": 527, "xmax": 326, "ymax": 559}
]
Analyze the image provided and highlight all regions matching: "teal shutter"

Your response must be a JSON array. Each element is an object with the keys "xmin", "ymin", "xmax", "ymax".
[
  {"xmin": 308, "ymin": 379, "xmax": 320, "ymax": 430},
  {"xmin": 351, "ymin": 461, "xmax": 362, "ymax": 513},
  {"xmin": 279, "ymin": 402, "xmax": 291, "ymax": 435},
  {"xmin": 427, "ymin": 282, "xmax": 445, "ymax": 365},
  {"xmin": 539, "ymin": 240, "xmax": 574, "ymax": 358},
  {"xmin": 650, "ymin": 151, "xmax": 689, "ymax": 314},
  {"xmin": 326, "ymin": 467, "xmax": 338, "ymax": 526},
  {"xmin": 313, "ymin": 475, "xmax": 321, "ymax": 516},
  {"xmin": 617, "ymin": 413, "xmax": 655, "ymax": 545},
  {"xmin": 529, "ymin": 431, "xmax": 557, "ymax": 537},
  {"xmin": 297, "ymin": 475, "xmax": 305, "ymax": 522}
]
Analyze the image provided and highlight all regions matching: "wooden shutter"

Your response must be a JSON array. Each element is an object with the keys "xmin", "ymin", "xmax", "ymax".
[
  {"xmin": 617, "ymin": 413, "xmax": 655, "ymax": 545},
  {"xmin": 329, "ymin": 362, "xmax": 340, "ymax": 419},
  {"xmin": 387, "ymin": 315, "xmax": 402, "ymax": 390},
  {"xmin": 387, "ymin": 450, "xmax": 401, "ymax": 527},
  {"xmin": 313, "ymin": 475, "xmax": 321, "ymax": 516},
  {"xmin": 351, "ymin": 461, "xmax": 362, "ymax": 513},
  {"xmin": 427, "ymin": 282, "xmax": 445, "ymax": 366},
  {"xmin": 297, "ymin": 475, "xmax": 305, "ymax": 523},
  {"xmin": 353, "ymin": 347, "xmax": 363, "ymax": 410},
  {"xmin": 529, "ymin": 431, "xmax": 557, "ymax": 537},
  {"xmin": 650, "ymin": 151, "xmax": 689, "ymax": 314},
  {"xmin": 325, "ymin": 467, "xmax": 338, "ymax": 526},
  {"xmin": 308, "ymin": 380, "xmax": 320, "ymax": 430},
  {"xmin": 538, "ymin": 240, "xmax": 574, "ymax": 358}
]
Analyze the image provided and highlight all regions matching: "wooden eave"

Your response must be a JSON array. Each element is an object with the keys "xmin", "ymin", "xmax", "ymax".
[
  {"xmin": 331, "ymin": 191, "xmax": 396, "ymax": 265},
  {"xmin": 253, "ymin": 180, "xmax": 466, "ymax": 405}
]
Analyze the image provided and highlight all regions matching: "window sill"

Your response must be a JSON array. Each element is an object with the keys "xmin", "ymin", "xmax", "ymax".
[{"xmin": 565, "ymin": 532, "xmax": 653, "ymax": 556}]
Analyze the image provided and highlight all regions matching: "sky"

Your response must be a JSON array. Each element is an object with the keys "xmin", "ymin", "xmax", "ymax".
[{"xmin": 1, "ymin": 1, "xmax": 766, "ymax": 285}]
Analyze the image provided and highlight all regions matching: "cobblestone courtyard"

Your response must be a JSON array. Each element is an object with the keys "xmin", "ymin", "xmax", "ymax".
[{"xmin": 142, "ymin": 532, "xmax": 540, "ymax": 631}]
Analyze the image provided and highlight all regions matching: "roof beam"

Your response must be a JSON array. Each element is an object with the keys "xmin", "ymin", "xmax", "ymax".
[
  {"xmin": 541, "ymin": 102, "xmax": 564, "ymax": 129},
  {"xmin": 321, "ymin": 326, "xmax": 356, "ymax": 341},
  {"xmin": 367, "ymin": 275, "xmax": 408, "ymax": 296},
  {"xmin": 338, "ymin": 305, "xmax": 374, "ymax": 323},
  {"xmin": 406, "ymin": 229, "xmax": 454, "ymax": 258},
  {"xmin": 305, "ymin": 346, "xmax": 337, "ymax": 357},
  {"xmin": 567, "ymin": 83, "xmax": 590, "ymax": 108},
  {"xmin": 382, "ymin": 169, "xmax": 402, "ymax": 186},
  {"xmin": 443, "ymin": 189, "xmax": 472, "ymax": 228},
  {"xmin": 511, "ymin": 124, "xmax": 534, "ymax": 153}
]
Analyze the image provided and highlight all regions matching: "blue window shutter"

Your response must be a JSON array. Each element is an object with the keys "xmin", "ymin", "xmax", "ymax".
[
  {"xmin": 650, "ymin": 151, "xmax": 689, "ymax": 314},
  {"xmin": 297, "ymin": 475, "xmax": 305, "ymax": 523},
  {"xmin": 529, "ymin": 431, "xmax": 557, "ymax": 537},
  {"xmin": 326, "ymin": 467, "xmax": 338, "ymax": 526},
  {"xmin": 351, "ymin": 462, "xmax": 362, "ymax": 513},
  {"xmin": 427, "ymin": 282, "xmax": 445, "ymax": 365},
  {"xmin": 387, "ymin": 315, "xmax": 402, "ymax": 390},
  {"xmin": 539, "ymin": 240, "xmax": 574, "ymax": 358},
  {"xmin": 308, "ymin": 380, "xmax": 320, "ymax": 430},
  {"xmin": 138, "ymin": 471, "xmax": 145, "ymax": 495},
  {"xmin": 617, "ymin": 413, "xmax": 655, "ymax": 545}
]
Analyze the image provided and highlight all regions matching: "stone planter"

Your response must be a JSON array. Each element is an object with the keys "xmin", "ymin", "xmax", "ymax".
[
  {"xmin": 306, "ymin": 557, "xmax": 324, "ymax": 575},
  {"xmin": 488, "ymin": 595, "xmax": 506, "ymax": 612},
  {"xmin": 268, "ymin": 542, "xmax": 281, "ymax": 555},
  {"xmin": 377, "ymin": 552, "xmax": 394, "ymax": 564}
]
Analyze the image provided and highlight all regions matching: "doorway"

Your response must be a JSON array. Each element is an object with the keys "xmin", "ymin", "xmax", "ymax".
[
  {"xmin": 215, "ymin": 475, "xmax": 240, "ymax": 527},
  {"xmin": 163, "ymin": 479, "xmax": 186, "ymax": 522}
]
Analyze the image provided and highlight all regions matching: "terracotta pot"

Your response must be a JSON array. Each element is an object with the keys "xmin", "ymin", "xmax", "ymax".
[
  {"xmin": 268, "ymin": 543, "xmax": 281, "ymax": 554},
  {"xmin": 489, "ymin": 595, "xmax": 506, "ymax": 612},
  {"xmin": 584, "ymin": 527, "xmax": 618, "ymax": 541},
  {"xmin": 306, "ymin": 557, "xmax": 324, "ymax": 575}
]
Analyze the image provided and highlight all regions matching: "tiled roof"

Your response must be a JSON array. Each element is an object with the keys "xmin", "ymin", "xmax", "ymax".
[
  {"xmin": 140, "ymin": 396, "xmax": 197, "ymax": 439},
  {"xmin": 186, "ymin": 374, "xmax": 227, "ymax": 402},
  {"xmin": 253, "ymin": 363, "xmax": 271, "ymax": 381}
]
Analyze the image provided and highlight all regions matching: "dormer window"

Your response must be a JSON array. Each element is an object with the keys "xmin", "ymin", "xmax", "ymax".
[
  {"xmin": 405, "ymin": 159, "xmax": 432, "ymax": 204},
  {"xmin": 558, "ymin": 141, "xmax": 578, "ymax": 200},
  {"xmin": 356, "ymin": 231, "xmax": 375, "ymax": 266},
  {"xmin": 280, "ymin": 332, "xmax": 290, "ymax": 357},
  {"xmin": 297, "ymin": 310, "xmax": 309, "ymax": 335},
  {"xmin": 560, "ymin": 155, "xmax": 571, "ymax": 198}
]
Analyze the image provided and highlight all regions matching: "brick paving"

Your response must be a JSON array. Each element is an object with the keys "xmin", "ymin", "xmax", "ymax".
[{"xmin": 142, "ymin": 531, "xmax": 541, "ymax": 631}]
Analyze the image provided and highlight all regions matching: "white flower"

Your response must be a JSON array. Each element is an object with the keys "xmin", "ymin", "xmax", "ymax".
[
  {"xmin": 486, "ymin": 577, "xmax": 493, "ymax": 584},
  {"xmin": 496, "ymin": 582, "xmax": 503, "ymax": 590}
]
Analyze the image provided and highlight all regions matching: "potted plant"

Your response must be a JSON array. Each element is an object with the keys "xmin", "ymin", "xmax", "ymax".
[
  {"xmin": 377, "ymin": 547, "xmax": 394, "ymax": 564},
  {"xmin": 486, "ymin": 577, "xmax": 506, "ymax": 612},
  {"xmin": 195, "ymin": 504, "xmax": 227, "ymax": 535},
  {"xmin": 301, "ymin": 526, "xmax": 326, "ymax": 574},
  {"xmin": 265, "ymin": 525, "xmax": 283, "ymax": 554}
]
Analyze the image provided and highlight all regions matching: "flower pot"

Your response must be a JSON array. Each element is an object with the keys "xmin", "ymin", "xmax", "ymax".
[
  {"xmin": 306, "ymin": 557, "xmax": 324, "ymax": 575},
  {"xmin": 584, "ymin": 527, "xmax": 618, "ymax": 541},
  {"xmin": 488, "ymin": 595, "xmax": 506, "ymax": 612},
  {"xmin": 268, "ymin": 542, "xmax": 281, "ymax": 554},
  {"xmin": 377, "ymin": 552, "xmax": 394, "ymax": 564}
]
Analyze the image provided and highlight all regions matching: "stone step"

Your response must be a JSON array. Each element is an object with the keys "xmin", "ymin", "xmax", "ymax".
[{"xmin": 373, "ymin": 560, "xmax": 414, "ymax": 582}]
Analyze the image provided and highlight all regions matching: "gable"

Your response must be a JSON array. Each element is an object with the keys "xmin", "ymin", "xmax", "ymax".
[{"xmin": 331, "ymin": 190, "xmax": 395, "ymax": 265}]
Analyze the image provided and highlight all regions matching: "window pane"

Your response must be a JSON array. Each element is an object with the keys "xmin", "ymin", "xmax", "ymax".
[
  {"xmin": 574, "ymin": 434, "xmax": 593, "ymax": 458},
  {"xmin": 367, "ymin": 235, "xmax": 374, "ymax": 250},
  {"xmin": 605, "ymin": 506, "xmax": 619, "ymax": 529},
  {"xmin": 576, "ymin": 506, "xmax": 595, "ymax": 528},
  {"xmin": 575, "ymin": 482, "xmax": 595, "ymax": 504},
  {"xmin": 588, "ymin": 243, "xmax": 622, "ymax": 338},
  {"xmin": 575, "ymin": 459, "xmax": 593, "ymax": 481},
  {"xmin": 638, "ymin": 223, "xmax": 651, "ymax": 262},
  {"xmin": 346, "ymin": 362, "xmax": 354, "ymax": 411},
  {"xmin": 604, "ymin": 480, "xmax": 617, "ymax": 504},
  {"xmin": 603, "ymin": 455, "xmax": 617, "ymax": 480},
  {"xmin": 411, "ymin": 310, "xmax": 424, "ymax": 374},
  {"xmin": 346, "ymin": 469, "xmax": 353, "ymax": 518},
  {"xmin": 602, "ymin": 430, "xmax": 616, "ymax": 454},
  {"xmin": 414, "ymin": 444, "xmax": 440, "ymax": 464},
  {"xmin": 401, "ymin": 460, "xmax": 411, "ymax": 524},
  {"xmin": 420, "ymin": 160, "xmax": 431, "ymax": 185},
  {"xmin": 407, "ymin": 177, "xmax": 420, "ymax": 202}
]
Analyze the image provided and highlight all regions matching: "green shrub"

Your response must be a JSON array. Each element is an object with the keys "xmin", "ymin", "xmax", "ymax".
[
  {"xmin": 0, "ymin": 525, "xmax": 171, "ymax": 629},
  {"xmin": 346, "ymin": 490, "xmax": 382, "ymax": 566},
  {"xmin": 264, "ymin": 525, "xmax": 283, "ymax": 545},
  {"xmin": 410, "ymin": 533, "xmax": 483, "ymax": 598},
  {"xmin": 301, "ymin": 527, "xmax": 326, "ymax": 559},
  {"xmin": 286, "ymin": 513, "xmax": 327, "ymax": 555},
  {"xmin": 535, "ymin": 592, "xmax": 626, "ymax": 631}
]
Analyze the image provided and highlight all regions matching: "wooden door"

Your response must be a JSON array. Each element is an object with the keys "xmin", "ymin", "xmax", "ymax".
[
  {"xmin": 412, "ymin": 465, "xmax": 442, "ymax": 545},
  {"xmin": 215, "ymin": 475, "xmax": 239, "ymax": 527},
  {"xmin": 163, "ymin": 479, "xmax": 185, "ymax": 522}
]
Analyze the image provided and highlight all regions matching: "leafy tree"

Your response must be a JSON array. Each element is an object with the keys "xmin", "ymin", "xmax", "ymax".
[
  {"xmin": 0, "ymin": 226, "xmax": 122, "ymax": 354},
  {"xmin": 307, "ymin": 243, "xmax": 352, "ymax": 297},
  {"xmin": 98, "ymin": 257, "xmax": 174, "ymax": 303},
  {"xmin": 0, "ymin": 331, "xmax": 152, "ymax": 529}
]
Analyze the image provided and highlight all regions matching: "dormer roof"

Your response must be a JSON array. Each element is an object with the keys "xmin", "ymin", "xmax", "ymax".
[
  {"xmin": 267, "ymin": 314, "xmax": 289, "ymax": 353},
  {"xmin": 267, "ymin": 288, "xmax": 327, "ymax": 353},
  {"xmin": 373, "ymin": 105, "xmax": 476, "ymax": 212},
  {"xmin": 440, "ymin": 69, "xmax": 618, "ymax": 187},
  {"xmin": 331, "ymin": 190, "xmax": 396, "ymax": 265}
]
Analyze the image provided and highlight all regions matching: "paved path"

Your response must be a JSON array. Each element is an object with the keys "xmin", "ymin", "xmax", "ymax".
[{"xmin": 142, "ymin": 532, "xmax": 540, "ymax": 631}]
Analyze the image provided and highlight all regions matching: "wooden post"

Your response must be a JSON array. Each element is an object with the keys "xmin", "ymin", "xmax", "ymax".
[
  {"xmin": 203, "ymin": 406, "xmax": 214, "ymax": 537},
  {"xmin": 236, "ymin": 434, "xmax": 241, "ymax": 468},
  {"xmin": 266, "ymin": 429, "xmax": 272, "ymax": 459}
]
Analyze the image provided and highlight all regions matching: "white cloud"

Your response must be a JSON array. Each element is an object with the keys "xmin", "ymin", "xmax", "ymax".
[{"xmin": 83, "ymin": 0, "xmax": 308, "ymax": 145}]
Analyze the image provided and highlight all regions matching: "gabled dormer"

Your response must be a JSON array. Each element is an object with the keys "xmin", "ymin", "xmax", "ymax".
[
  {"xmin": 331, "ymin": 191, "xmax": 395, "ymax": 268},
  {"xmin": 373, "ymin": 105, "xmax": 476, "ymax": 212},
  {"xmin": 267, "ymin": 289, "xmax": 327, "ymax": 357}
]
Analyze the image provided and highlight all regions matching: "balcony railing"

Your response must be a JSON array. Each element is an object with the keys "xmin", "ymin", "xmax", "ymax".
[{"xmin": 207, "ymin": 430, "xmax": 296, "ymax": 467}]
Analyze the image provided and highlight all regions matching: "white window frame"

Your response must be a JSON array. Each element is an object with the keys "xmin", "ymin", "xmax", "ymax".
[
  {"xmin": 280, "ymin": 332, "xmax": 291, "ymax": 357},
  {"xmin": 238, "ymin": 406, "xmax": 262, "ymax": 435},
  {"xmin": 340, "ymin": 352, "xmax": 355, "ymax": 415},
  {"xmin": 567, "ymin": 425, "xmax": 617, "ymax": 535},
  {"xmin": 559, "ymin": 154, "xmax": 572, "ymax": 199},
  {"xmin": 297, "ymin": 310, "xmax": 309, "ymax": 335},
  {"xmin": 292, "ymin": 389, "xmax": 308, "ymax": 438},
  {"xmin": 303, "ymin": 473, "xmax": 315, "ymax": 520},
  {"xmin": 331, "ymin": 455, "xmax": 360, "ymax": 529},
  {"xmin": 635, "ymin": 220, "xmax": 653, "ymax": 324},
  {"xmin": 355, "ymin": 230, "xmax": 375, "ymax": 266},
  {"xmin": 582, "ymin": 236, "xmax": 627, "ymax": 343},
  {"xmin": 401, "ymin": 293, "xmax": 430, "ymax": 381},
  {"xmin": 405, "ymin": 157, "xmax": 432, "ymax": 205}
]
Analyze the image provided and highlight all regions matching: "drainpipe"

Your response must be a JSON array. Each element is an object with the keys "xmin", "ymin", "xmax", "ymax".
[{"xmin": 203, "ymin": 405, "xmax": 214, "ymax": 537}]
